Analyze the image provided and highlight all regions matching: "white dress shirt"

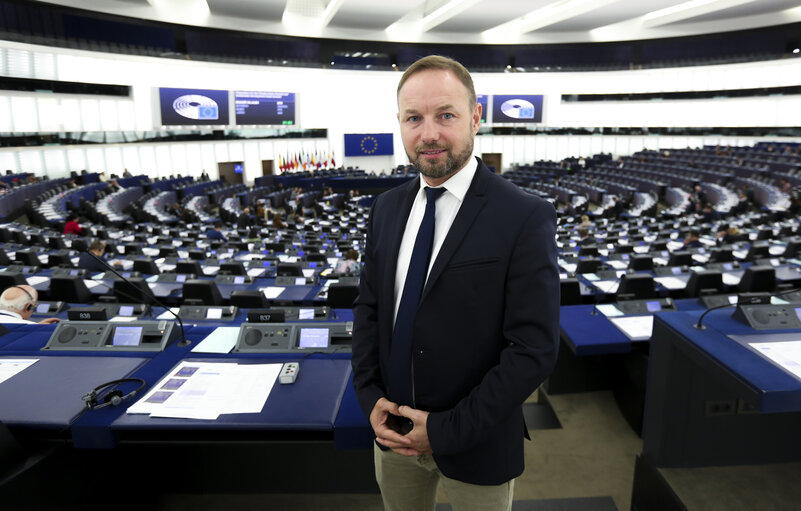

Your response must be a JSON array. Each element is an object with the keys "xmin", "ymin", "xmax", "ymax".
[
  {"xmin": 393, "ymin": 156, "xmax": 478, "ymax": 324},
  {"xmin": 0, "ymin": 310, "xmax": 35, "ymax": 324}
]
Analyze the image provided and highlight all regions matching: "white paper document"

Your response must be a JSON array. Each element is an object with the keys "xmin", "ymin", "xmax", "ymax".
[
  {"xmin": 302, "ymin": 269, "xmax": 315, "ymax": 278},
  {"xmin": 247, "ymin": 268, "xmax": 265, "ymax": 278},
  {"xmin": 128, "ymin": 361, "xmax": 281, "ymax": 419},
  {"xmin": 609, "ymin": 315, "xmax": 654, "ymax": 341},
  {"xmin": 722, "ymin": 272, "xmax": 742, "ymax": 286},
  {"xmin": 203, "ymin": 266, "xmax": 220, "ymax": 276},
  {"xmin": 83, "ymin": 279, "xmax": 109, "ymax": 291},
  {"xmin": 594, "ymin": 280, "xmax": 619, "ymax": 294},
  {"xmin": 749, "ymin": 340, "xmax": 801, "ymax": 380},
  {"xmin": 156, "ymin": 307, "xmax": 181, "ymax": 320},
  {"xmin": 607, "ymin": 260, "xmax": 628, "ymax": 270},
  {"xmin": 654, "ymin": 276, "xmax": 686, "ymax": 290},
  {"xmin": 0, "ymin": 358, "xmax": 38, "ymax": 384},
  {"xmin": 262, "ymin": 286, "xmax": 285, "ymax": 299},
  {"xmin": 596, "ymin": 304, "xmax": 623, "ymax": 317},
  {"xmin": 191, "ymin": 327, "xmax": 240, "ymax": 354},
  {"xmin": 25, "ymin": 276, "xmax": 49, "ymax": 286}
]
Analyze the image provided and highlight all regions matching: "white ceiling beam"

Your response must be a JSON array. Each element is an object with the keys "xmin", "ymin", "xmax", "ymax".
[
  {"xmin": 320, "ymin": 0, "xmax": 345, "ymax": 27},
  {"xmin": 482, "ymin": 0, "xmax": 623, "ymax": 39},
  {"xmin": 642, "ymin": 0, "xmax": 759, "ymax": 29},
  {"xmin": 420, "ymin": 0, "xmax": 485, "ymax": 32}
]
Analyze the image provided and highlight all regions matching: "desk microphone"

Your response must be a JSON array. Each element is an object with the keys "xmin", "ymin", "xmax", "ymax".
[
  {"xmin": 693, "ymin": 286, "xmax": 800, "ymax": 330},
  {"xmin": 83, "ymin": 250, "xmax": 190, "ymax": 347}
]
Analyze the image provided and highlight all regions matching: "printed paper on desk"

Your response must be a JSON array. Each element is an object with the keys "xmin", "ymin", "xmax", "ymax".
[
  {"xmin": 192, "ymin": 327, "xmax": 239, "ymax": 354},
  {"xmin": 654, "ymin": 276, "xmax": 686, "ymax": 290},
  {"xmin": 247, "ymin": 268, "xmax": 265, "ymax": 277},
  {"xmin": 262, "ymin": 287, "xmax": 284, "ymax": 299},
  {"xmin": 749, "ymin": 340, "xmax": 801, "ymax": 380},
  {"xmin": 594, "ymin": 280, "xmax": 619, "ymax": 294},
  {"xmin": 26, "ymin": 276, "xmax": 49, "ymax": 286},
  {"xmin": 0, "ymin": 358, "xmax": 38, "ymax": 384},
  {"xmin": 302, "ymin": 269, "xmax": 315, "ymax": 278},
  {"xmin": 83, "ymin": 279, "xmax": 107, "ymax": 291},
  {"xmin": 722, "ymin": 272, "xmax": 741, "ymax": 286},
  {"xmin": 203, "ymin": 266, "xmax": 220, "ymax": 276},
  {"xmin": 609, "ymin": 315, "xmax": 653, "ymax": 341}
]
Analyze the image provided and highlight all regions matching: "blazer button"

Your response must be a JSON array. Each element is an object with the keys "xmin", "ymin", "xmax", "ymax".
[{"xmin": 417, "ymin": 347, "xmax": 425, "ymax": 355}]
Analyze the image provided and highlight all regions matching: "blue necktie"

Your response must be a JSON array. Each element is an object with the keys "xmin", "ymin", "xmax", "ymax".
[{"xmin": 389, "ymin": 186, "xmax": 447, "ymax": 406}]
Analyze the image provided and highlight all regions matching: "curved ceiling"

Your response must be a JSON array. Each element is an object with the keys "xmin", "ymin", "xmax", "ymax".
[{"xmin": 35, "ymin": 0, "xmax": 801, "ymax": 45}]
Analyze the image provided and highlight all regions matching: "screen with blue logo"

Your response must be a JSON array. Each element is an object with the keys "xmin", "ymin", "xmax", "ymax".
[
  {"xmin": 491, "ymin": 95, "xmax": 543, "ymax": 123},
  {"xmin": 159, "ymin": 88, "xmax": 229, "ymax": 126},
  {"xmin": 344, "ymin": 133, "xmax": 393, "ymax": 156}
]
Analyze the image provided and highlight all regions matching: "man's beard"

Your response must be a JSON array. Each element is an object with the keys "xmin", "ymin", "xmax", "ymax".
[{"xmin": 409, "ymin": 138, "xmax": 474, "ymax": 180}]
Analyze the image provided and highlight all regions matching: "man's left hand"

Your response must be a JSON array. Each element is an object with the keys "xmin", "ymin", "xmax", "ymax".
[{"xmin": 398, "ymin": 405, "xmax": 432, "ymax": 455}]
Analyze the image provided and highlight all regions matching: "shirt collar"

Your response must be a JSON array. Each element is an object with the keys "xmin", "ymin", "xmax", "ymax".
[
  {"xmin": 417, "ymin": 155, "xmax": 478, "ymax": 203},
  {"xmin": 0, "ymin": 310, "xmax": 23, "ymax": 319}
]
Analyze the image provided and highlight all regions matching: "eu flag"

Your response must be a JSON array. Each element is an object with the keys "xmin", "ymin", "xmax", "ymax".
[{"xmin": 344, "ymin": 133, "xmax": 394, "ymax": 156}]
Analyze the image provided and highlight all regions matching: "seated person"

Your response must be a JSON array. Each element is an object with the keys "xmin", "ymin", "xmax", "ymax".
[
  {"xmin": 334, "ymin": 249, "xmax": 361, "ymax": 275},
  {"xmin": 683, "ymin": 229, "xmax": 704, "ymax": 249},
  {"xmin": 577, "ymin": 226, "xmax": 596, "ymax": 246},
  {"xmin": 719, "ymin": 226, "xmax": 741, "ymax": 245},
  {"xmin": 237, "ymin": 207, "xmax": 254, "ymax": 228},
  {"xmin": 204, "ymin": 222, "xmax": 228, "ymax": 242},
  {"xmin": 78, "ymin": 240, "xmax": 119, "ymax": 273},
  {"xmin": 63, "ymin": 214, "xmax": 82, "ymax": 235},
  {"xmin": 0, "ymin": 285, "xmax": 60, "ymax": 324}
]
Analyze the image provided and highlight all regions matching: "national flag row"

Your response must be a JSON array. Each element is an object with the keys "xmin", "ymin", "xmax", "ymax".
[{"xmin": 277, "ymin": 151, "xmax": 337, "ymax": 172}]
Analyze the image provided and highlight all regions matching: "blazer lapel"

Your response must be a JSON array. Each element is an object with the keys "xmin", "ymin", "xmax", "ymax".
[{"xmin": 420, "ymin": 165, "xmax": 489, "ymax": 302}]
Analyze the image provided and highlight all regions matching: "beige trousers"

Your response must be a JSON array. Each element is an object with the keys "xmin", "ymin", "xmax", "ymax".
[{"xmin": 374, "ymin": 444, "xmax": 514, "ymax": 511}]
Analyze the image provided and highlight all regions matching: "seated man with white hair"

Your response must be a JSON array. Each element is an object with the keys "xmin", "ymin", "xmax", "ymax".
[{"xmin": 0, "ymin": 285, "xmax": 60, "ymax": 324}]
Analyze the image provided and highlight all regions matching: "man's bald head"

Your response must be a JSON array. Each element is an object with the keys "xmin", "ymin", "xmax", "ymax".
[{"xmin": 0, "ymin": 285, "xmax": 38, "ymax": 318}]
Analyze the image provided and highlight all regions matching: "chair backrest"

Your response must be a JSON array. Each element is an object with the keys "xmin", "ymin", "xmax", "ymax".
[
  {"xmin": 684, "ymin": 271, "xmax": 724, "ymax": 298},
  {"xmin": 230, "ymin": 290, "xmax": 270, "ymax": 308},
  {"xmin": 46, "ymin": 252, "xmax": 73, "ymax": 268},
  {"xmin": 219, "ymin": 262, "xmax": 246, "ymax": 276},
  {"xmin": 617, "ymin": 274, "xmax": 655, "ymax": 299},
  {"xmin": 49, "ymin": 276, "xmax": 93, "ymax": 303},
  {"xmin": 784, "ymin": 239, "xmax": 801, "ymax": 259},
  {"xmin": 326, "ymin": 283, "xmax": 359, "ymax": 309},
  {"xmin": 576, "ymin": 258, "xmax": 602, "ymax": 274},
  {"xmin": 738, "ymin": 266, "xmax": 776, "ymax": 293},
  {"xmin": 578, "ymin": 244, "xmax": 598, "ymax": 257},
  {"xmin": 176, "ymin": 261, "xmax": 204, "ymax": 275},
  {"xmin": 133, "ymin": 259, "xmax": 160, "ymax": 275},
  {"xmin": 709, "ymin": 248, "xmax": 734, "ymax": 262},
  {"xmin": 15, "ymin": 250, "xmax": 39, "ymax": 267},
  {"xmin": 182, "ymin": 279, "xmax": 224, "ymax": 305},
  {"xmin": 667, "ymin": 251, "xmax": 692, "ymax": 267},
  {"xmin": 113, "ymin": 278, "xmax": 152, "ymax": 303},
  {"xmin": 629, "ymin": 255, "xmax": 654, "ymax": 271},
  {"xmin": 745, "ymin": 244, "xmax": 770, "ymax": 261},
  {"xmin": 560, "ymin": 278, "xmax": 581, "ymax": 305},
  {"xmin": 0, "ymin": 250, "xmax": 11, "ymax": 266},
  {"xmin": 0, "ymin": 272, "xmax": 27, "ymax": 289},
  {"xmin": 277, "ymin": 263, "xmax": 303, "ymax": 277}
]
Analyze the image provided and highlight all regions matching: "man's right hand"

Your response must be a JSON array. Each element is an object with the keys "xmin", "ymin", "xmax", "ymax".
[{"xmin": 370, "ymin": 397, "xmax": 415, "ymax": 455}]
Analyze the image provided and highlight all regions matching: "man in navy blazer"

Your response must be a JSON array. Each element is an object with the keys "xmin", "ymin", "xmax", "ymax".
[{"xmin": 352, "ymin": 55, "xmax": 559, "ymax": 510}]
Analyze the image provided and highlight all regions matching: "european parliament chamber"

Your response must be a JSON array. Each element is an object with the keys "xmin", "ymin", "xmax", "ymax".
[{"xmin": 1, "ymin": 1, "xmax": 801, "ymax": 510}]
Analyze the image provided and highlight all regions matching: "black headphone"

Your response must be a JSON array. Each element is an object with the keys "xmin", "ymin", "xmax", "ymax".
[
  {"xmin": 13, "ymin": 286, "xmax": 35, "ymax": 312},
  {"xmin": 82, "ymin": 378, "xmax": 146, "ymax": 410}
]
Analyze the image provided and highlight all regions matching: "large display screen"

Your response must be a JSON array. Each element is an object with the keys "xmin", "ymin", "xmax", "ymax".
[
  {"xmin": 234, "ymin": 91, "xmax": 296, "ymax": 125},
  {"xmin": 477, "ymin": 94, "xmax": 488, "ymax": 124},
  {"xmin": 491, "ymin": 94, "xmax": 544, "ymax": 123},
  {"xmin": 159, "ymin": 87, "xmax": 229, "ymax": 126}
]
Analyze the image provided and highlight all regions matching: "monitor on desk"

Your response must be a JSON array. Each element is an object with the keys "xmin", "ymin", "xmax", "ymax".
[
  {"xmin": 298, "ymin": 327, "xmax": 330, "ymax": 349},
  {"xmin": 118, "ymin": 305, "xmax": 134, "ymax": 317},
  {"xmin": 206, "ymin": 308, "xmax": 223, "ymax": 320},
  {"xmin": 176, "ymin": 274, "xmax": 187, "ymax": 282},
  {"xmin": 36, "ymin": 303, "xmax": 50, "ymax": 313},
  {"xmin": 111, "ymin": 326, "xmax": 143, "ymax": 347},
  {"xmin": 234, "ymin": 276, "xmax": 245, "ymax": 284}
]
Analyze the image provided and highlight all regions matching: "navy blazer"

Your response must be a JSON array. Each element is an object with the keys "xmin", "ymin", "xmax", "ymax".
[{"xmin": 352, "ymin": 158, "xmax": 559, "ymax": 485}]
